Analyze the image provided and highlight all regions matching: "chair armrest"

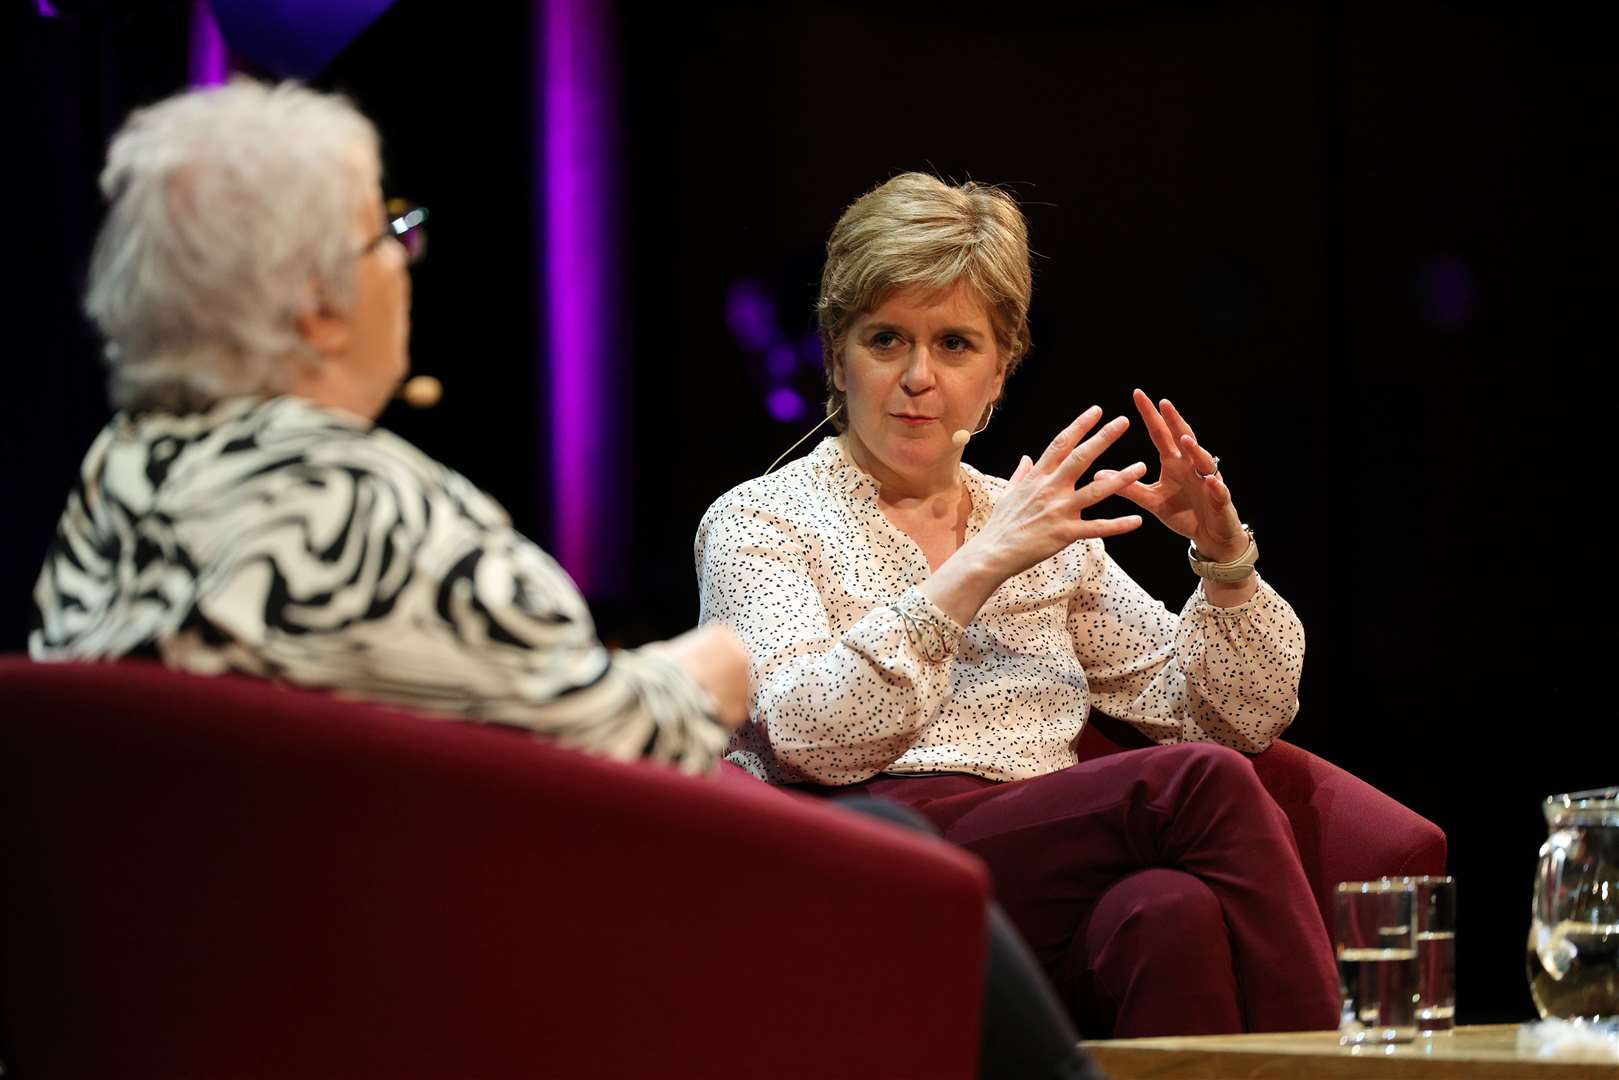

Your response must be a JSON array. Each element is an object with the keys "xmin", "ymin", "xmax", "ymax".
[
  {"xmin": 1075, "ymin": 712, "xmax": 1446, "ymax": 930},
  {"xmin": 1247, "ymin": 738, "xmax": 1447, "ymax": 929}
]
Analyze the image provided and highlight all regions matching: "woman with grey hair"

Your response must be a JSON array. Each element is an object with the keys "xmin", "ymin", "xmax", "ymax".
[
  {"xmin": 32, "ymin": 79, "xmax": 752, "ymax": 771},
  {"xmin": 698, "ymin": 172, "xmax": 1341, "ymax": 1035}
]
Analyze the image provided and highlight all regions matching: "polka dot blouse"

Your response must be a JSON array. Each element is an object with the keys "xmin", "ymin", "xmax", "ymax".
[{"xmin": 695, "ymin": 437, "xmax": 1305, "ymax": 786}]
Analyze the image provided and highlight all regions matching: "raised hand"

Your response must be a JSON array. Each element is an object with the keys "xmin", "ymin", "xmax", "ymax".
[
  {"xmin": 974, "ymin": 405, "xmax": 1146, "ymax": 580},
  {"xmin": 1097, "ymin": 389, "xmax": 1249, "ymax": 562}
]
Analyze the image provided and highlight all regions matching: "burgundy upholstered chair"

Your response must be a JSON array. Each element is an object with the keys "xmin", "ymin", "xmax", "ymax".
[
  {"xmin": 1074, "ymin": 712, "xmax": 1448, "ymax": 933},
  {"xmin": 0, "ymin": 659, "xmax": 990, "ymax": 1079}
]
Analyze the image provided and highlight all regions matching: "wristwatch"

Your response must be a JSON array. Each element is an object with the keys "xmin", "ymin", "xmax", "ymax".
[{"xmin": 1188, "ymin": 525, "xmax": 1258, "ymax": 583}]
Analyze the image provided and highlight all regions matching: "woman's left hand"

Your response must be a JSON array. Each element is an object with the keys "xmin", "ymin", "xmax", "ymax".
[{"xmin": 1096, "ymin": 388, "xmax": 1250, "ymax": 562}]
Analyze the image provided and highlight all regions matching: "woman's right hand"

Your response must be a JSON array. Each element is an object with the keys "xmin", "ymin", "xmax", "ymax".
[
  {"xmin": 920, "ymin": 407, "xmax": 1144, "ymax": 630},
  {"xmin": 972, "ymin": 406, "xmax": 1146, "ymax": 581},
  {"xmin": 652, "ymin": 623, "xmax": 753, "ymax": 730}
]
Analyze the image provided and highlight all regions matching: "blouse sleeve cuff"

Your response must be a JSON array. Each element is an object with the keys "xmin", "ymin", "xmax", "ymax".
[
  {"xmin": 1185, "ymin": 574, "xmax": 1278, "ymax": 618},
  {"xmin": 887, "ymin": 586, "xmax": 967, "ymax": 664}
]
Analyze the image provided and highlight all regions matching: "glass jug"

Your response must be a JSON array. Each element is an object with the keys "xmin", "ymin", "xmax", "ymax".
[{"xmin": 1527, "ymin": 787, "xmax": 1619, "ymax": 1022}]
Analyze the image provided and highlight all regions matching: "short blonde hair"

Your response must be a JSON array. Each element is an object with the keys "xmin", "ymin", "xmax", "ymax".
[
  {"xmin": 816, "ymin": 172, "xmax": 1033, "ymax": 430},
  {"xmin": 85, "ymin": 79, "xmax": 380, "ymax": 413}
]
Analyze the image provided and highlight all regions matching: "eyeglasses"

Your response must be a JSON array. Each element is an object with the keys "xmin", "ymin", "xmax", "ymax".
[{"xmin": 361, "ymin": 198, "xmax": 429, "ymax": 265}]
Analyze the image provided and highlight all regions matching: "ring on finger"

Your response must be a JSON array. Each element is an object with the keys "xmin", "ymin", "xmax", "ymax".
[{"xmin": 1195, "ymin": 454, "xmax": 1220, "ymax": 480}]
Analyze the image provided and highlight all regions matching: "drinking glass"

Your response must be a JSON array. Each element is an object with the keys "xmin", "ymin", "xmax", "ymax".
[
  {"xmin": 1394, "ymin": 876, "xmax": 1457, "ymax": 1033},
  {"xmin": 1336, "ymin": 880, "xmax": 1419, "ymax": 1045}
]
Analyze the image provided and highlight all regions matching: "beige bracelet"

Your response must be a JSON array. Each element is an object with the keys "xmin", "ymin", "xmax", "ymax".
[{"xmin": 1188, "ymin": 525, "xmax": 1258, "ymax": 583}]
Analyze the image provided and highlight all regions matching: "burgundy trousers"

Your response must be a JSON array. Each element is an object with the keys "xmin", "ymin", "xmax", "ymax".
[{"xmin": 808, "ymin": 744, "xmax": 1341, "ymax": 1038}]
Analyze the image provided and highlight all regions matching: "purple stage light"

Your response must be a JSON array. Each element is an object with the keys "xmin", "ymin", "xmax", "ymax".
[
  {"xmin": 723, "ymin": 277, "xmax": 830, "ymax": 425},
  {"xmin": 766, "ymin": 343, "xmax": 797, "ymax": 379},
  {"xmin": 767, "ymin": 388, "xmax": 808, "ymax": 423},
  {"xmin": 542, "ymin": 0, "xmax": 621, "ymax": 593},
  {"xmin": 726, "ymin": 281, "xmax": 780, "ymax": 352},
  {"xmin": 36, "ymin": 1, "xmax": 59, "ymax": 17},
  {"xmin": 189, "ymin": 1, "xmax": 229, "ymax": 86}
]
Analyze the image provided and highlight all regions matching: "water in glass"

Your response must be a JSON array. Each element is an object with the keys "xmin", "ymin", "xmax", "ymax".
[{"xmin": 1336, "ymin": 881, "xmax": 1419, "ymax": 1044}]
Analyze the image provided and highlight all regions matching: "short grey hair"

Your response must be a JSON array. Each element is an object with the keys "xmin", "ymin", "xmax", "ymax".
[
  {"xmin": 85, "ymin": 79, "xmax": 381, "ymax": 413},
  {"xmin": 816, "ymin": 172, "xmax": 1034, "ymax": 432}
]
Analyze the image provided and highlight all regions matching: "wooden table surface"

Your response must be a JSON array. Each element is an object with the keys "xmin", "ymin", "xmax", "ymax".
[{"xmin": 1080, "ymin": 1024, "xmax": 1619, "ymax": 1079}]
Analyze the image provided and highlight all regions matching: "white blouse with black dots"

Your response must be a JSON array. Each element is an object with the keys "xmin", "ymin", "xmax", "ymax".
[{"xmin": 696, "ymin": 436, "xmax": 1305, "ymax": 786}]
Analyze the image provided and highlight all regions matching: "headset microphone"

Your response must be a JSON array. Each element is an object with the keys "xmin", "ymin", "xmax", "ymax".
[
  {"xmin": 763, "ymin": 405, "xmax": 843, "ymax": 476},
  {"xmin": 766, "ymin": 401, "xmax": 993, "ymax": 475},
  {"xmin": 951, "ymin": 403, "xmax": 996, "ymax": 448},
  {"xmin": 397, "ymin": 375, "xmax": 442, "ymax": 409}
]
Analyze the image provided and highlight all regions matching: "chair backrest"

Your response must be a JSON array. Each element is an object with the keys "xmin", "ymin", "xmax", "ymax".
[{"xmin": 1, "ymin": 658, "xmax": 989, "ymax": 1079}]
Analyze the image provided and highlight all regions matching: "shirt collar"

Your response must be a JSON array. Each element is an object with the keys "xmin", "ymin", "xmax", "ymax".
[
  {"xmin": 811, "ymin": 436, "xmax": 878, "ymax": 499},
  {"xmin": 117, "ymin": 394, "xmax": 372, "ymax": 440},
  {"xmin": 813, "ymin": 435, "xmax": 994, "ymax": 522}
]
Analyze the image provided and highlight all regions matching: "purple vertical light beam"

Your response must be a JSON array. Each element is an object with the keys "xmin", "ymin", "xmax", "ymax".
[
  {"xmin": 541, "ymin": 0, "xmax": 621, "ymax": 594},
  {"xmin": 189, "ymin": 0, "xmax": 229, "ymax": 86}
]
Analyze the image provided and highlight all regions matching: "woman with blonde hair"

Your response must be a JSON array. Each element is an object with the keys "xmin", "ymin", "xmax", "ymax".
[{"xmin": 698, "ymin": 171, "xmax": 1340, "ymax": 1035}]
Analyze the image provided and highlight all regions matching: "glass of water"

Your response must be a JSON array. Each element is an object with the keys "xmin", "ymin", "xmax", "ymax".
[
  {"xmin": 1398, "ymin": 876, "xmax": 1457, "ymax": 1033},
  {"xmin": 1335, "ymin": 880, "xmax": 1419, "ymax": 1044}
]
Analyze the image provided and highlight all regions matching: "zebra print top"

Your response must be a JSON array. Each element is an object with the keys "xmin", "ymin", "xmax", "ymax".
[{"xmin": 30, "ymin": 395, "xmax": 728, "ymax": 772}]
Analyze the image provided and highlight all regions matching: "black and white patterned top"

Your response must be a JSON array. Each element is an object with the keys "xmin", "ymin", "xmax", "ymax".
[
  {"xmin": 696, "ymin": 437, "xmax": 1304, "ymax": 785},
  {"xmin": 31, "ymin": 395, "xmax": 728, "ymax": 772}
]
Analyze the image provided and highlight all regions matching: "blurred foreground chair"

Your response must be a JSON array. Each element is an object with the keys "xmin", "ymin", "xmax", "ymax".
[{"xmin": 0, "ymin": 658, "xmax": 990, "ymax": 1079}]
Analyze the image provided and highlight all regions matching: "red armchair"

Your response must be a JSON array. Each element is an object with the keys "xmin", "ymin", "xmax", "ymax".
[
  {"xmin": 0, "ymin": 659, "xmax": 991, "ymax": 1079},
  {"xmin": 1074, "ymin": 712, "xmax": 1447, "ymax": 933}
]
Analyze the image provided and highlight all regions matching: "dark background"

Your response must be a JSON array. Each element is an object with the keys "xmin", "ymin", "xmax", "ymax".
[{"xmin": 6, "ymin": 0, "xmax": 1608, "ymax": 1024}]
